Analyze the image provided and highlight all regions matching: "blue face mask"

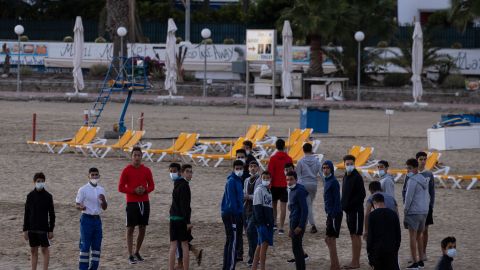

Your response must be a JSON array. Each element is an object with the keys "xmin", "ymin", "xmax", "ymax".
[
  {"xmin": 406, "ymin": 172, "xmax": 414, "ymax": 178},
  {"xmin": 169, "ymin": 173, "xmax": 179, "ymax": 181}
]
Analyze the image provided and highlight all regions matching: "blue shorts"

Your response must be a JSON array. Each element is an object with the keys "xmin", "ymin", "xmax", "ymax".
[{"xmin": 256, "ymin": 225, "xmax": 273, "ymax": 246}]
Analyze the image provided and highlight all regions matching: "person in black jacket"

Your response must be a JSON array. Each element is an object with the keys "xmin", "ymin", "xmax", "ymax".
[
  {"xmin": 23, "ymin": 172, "xmax": 55, "ymax": 270},
  {"xmin": 168, "ymin": 164, "xmax": 193, "ymax": 270},
  {"xmin": 341, "ymin": 155, "xmax": 366, "ymax": 269},
  {"xmin": 435, "ymin": 236, "xmax": 456, "ymax": 270},
  {"xmin": 367, "ymin": 193, "xmax": 401, "ymax": 270}
]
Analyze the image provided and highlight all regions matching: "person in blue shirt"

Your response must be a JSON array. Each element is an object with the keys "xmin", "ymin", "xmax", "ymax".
[
  {"xmin": 322, "ymin": 160, "xmax": 342, "ymax": 270},
  {"xmin": 286, "ymin": 171, "xmax": 308, "ymax": 270},
  {"xmin": 221, "ymin": 160, "xmax": 245, "ymax": 270}
]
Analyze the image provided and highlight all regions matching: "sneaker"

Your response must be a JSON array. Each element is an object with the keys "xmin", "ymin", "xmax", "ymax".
[
  {"xmin": 287, "ymin": 258, "xmax": 296, "ymax": 263},
  {"xmin": 418, "ymin": 261, "xmax": 424, "ymax": 268},
  {"xmin": 304, "ymin": 253, "xmax": 309, "ymax": 261},
  {"xmin": 278, "ymin": 229, "xmax": 285, "ymax": 235},
  {"xmin": 134, "ymin": 252, "xmax": 145, "ymax": 262},
  {"xmin": 247, "ymin": 260, "xmax": 253, "ymax": 267},
  {"xmin": 128, "ymin": 255, "xmax": 137, "ymax": 264},
  {"xmin": 273, "ymin": 225, "xmax": 278, "ymax": 232},
  {"xmin": 310, "ymin": 225, "xmax": 318, "ymax": 234},
  {"xmin": 406, "ymin": 262, "xmax": 419, "ymax": 269}
]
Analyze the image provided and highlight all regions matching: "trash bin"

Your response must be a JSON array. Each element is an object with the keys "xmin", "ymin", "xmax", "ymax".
[{"xmin": 300, "ymin": 107, "xmax": 329, "ymax": 133}]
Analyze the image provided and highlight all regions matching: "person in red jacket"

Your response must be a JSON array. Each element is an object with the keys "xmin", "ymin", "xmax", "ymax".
[
  {"xmin": 267, "ymin": 139, "xmax": 292, "ymax": 235},
  {"xmin": 118, "ymin": 146, "xmax": 155, "ymax": 264}
]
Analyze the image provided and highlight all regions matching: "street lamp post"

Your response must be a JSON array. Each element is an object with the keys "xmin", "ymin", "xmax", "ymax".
[
  {"xmin": 117, "ymin": 26, "xmax": 127, "ymax": 76},
  {"xmin": 14, "ymin": 25, "xmax": 24, "ymax": 93},
  {"xmin": 354, "ymin": 31, "xmax": 365, "ymax": 102},
  {"xmin": 201, "ymin": 28, "xmax": 211, "ymax": 97}
]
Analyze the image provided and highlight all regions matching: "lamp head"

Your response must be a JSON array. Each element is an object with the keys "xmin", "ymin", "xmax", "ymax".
[
  {"xmin": 201, "ymin": 28, "xmax": 211, "ymax": 39},
  {"xmin": 354, "ymin": 31, "xmax": 365, "ymax": 42},
  {"xmin": 117, "ymin": 26, "xmax": 127, "ymax": 37},
  {"xmin": 14, "ymin": 25, "xmax": 24, "ymax": 35}
]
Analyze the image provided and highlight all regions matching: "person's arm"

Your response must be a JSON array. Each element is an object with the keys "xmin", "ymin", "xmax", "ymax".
[
  {"xmin": 23, "ymin": 194, "xmax": 30, "ymax": 232},
  {"xmin": 298, "ymin": 189, "xmax": 308, "ymax": 230},
  {"xmin": 295, "ymin": 160, "xmax": 303, "ymax": 178},
  {"xmin": 145, "ymin": 169, "xmax": 155, "ymax": 194},
  {"xmin": 99, "ymin": 189, "xmax": 107, "ymax": 210},
  {"xmin": 118, "ymin": 169, "xmax": 136, "ymax": 194},
  {"xmin": 342, "ymin": 176, "xmax": 352, "ymax": 211},
  {"xmin": 179, "ymin": 184, "xmax": 192, "ymax": 224},
  {"xmin": 243, "ymin": 179, "xmax": 253, "ymax": 200},
  {"xmin": 363, "ymin": 202, "xmax": 372, "ymax": 240},
  {"xmin": 226, "ymin": 178, "xmax": 236, "ymax": 214},
  {"xmin": 402, "ymin": 175, "xmax": 409, "ymax": 203},
  {"xmin": 357, "ymin": 174, "xmax": 366, "ymax": 205},
  {"xmin": 428, "ymin": 172, "xmax": 435, "ymax": 207},
  {"xmin": 404, "ymin": 180, "xmax": 414, "ymax": 213},
  {"xmin": 237, "ymin": 180, "xmax": 244, "ymax": 215},
  {"xmin": 48, "ymin": 195, "xmax": 55, "ymax": 232},
  {"xmin": 366, "ymin": 213, "xmax": 375, "ymax": 260},
  {"xmin": 75, "ymin": 189, "xmax": 86, "ymax": 211}
]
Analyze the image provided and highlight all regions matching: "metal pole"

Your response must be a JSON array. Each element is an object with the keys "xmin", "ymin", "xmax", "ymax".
[
  {"xmin": 185, "ymin": 0, "xmax": 191, "ymax": 41},
  {"xmin": 32, "ymin": 113, "xmax": 36, "ymax": 141},
  {"xmin": 271, "ymin": 30, "xmax": 277, "ymax": 116},
  {"xmin": 140, "ymin": 112, "xmax": 144, "ymax": 131},
  {"xmin": 357, "ymin": 41, "xmax": 361, "ymax": 102},
  {"xmin": 17, "ymin": 34, "xmax": 21, "ymax": 93},
  {"xmin": 203, "ymin": 40, "xmax": 207, "ymax": 97},
  {"xmin": 387, "ymin": 114, "xmax": 391, "ymax": 144},
  {"xmin": 245, "ymin": 61, "xmax": 250, "ymax": 115}
]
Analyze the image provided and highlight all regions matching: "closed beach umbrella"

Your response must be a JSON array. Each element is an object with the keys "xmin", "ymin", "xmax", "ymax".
[
  {"xmin": 282, "ymin": 20, "xmax": 293, "ymax": 100},
  {"xmin": 164, "ymin": 18, "xmax": 178, "ymax": 95},
  {"xmin": 73, "ymin": 16, "xmax": 84, "ymax": 94},
  {"xmin": 411, "ymin": 21, "xmax": 423, "ymax": 103}
]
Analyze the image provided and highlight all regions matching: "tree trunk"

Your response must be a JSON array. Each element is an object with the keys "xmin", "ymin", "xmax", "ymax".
[
  {"xmin": 106, "ymin": 0, "xmax": 129, "ymax": 71},
  {"xmin": 308, "ymin": 35, "xmax": 323, "ymax": 76}
]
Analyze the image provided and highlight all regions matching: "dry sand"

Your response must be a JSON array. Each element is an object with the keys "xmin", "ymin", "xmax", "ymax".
[{"xmin": 0, "ymin": 100, "xmax": 479, "ymax": 270}]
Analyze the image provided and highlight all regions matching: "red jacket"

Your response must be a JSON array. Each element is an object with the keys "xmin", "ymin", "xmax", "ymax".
[
  {"xmin": 118, "ymin": 164, "xmax": 155, "ymax": 202},
  {"xmin": 268, "ymin": 151, "xmax": 293, "ymax": 188}
]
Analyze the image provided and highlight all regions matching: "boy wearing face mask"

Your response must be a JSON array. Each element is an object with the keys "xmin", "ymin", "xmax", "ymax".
[
  {"xmin": 322, "ymin": 160, "xmax": 342, "ymax": 270},
  {"xmin": 236, "ymin": 149, "xmax": 250, "ymax": 181},
  {"xmin": 404, "ymin": 158, "xmax": 430, "ymax": 269},
  {"xmin": 341, "ymin": 154, "xmax": 366, "ymax": 269},
  {"xmin": 435, "ymin": 236, "xmax": 456, "ymax": 270},
  {"xmin": 75, "ymin": 168, "xmax": 107, "ymax": 270},
  {"xmin": 243, "ymin": 140, "xmax": 257, "ymax": 171},
  {"xmin": 251, "ymin": 171, "xmax": 274, "ymax": 270},
  {"xmin": 221, "ymin": 160, "xmax": 245, "ymax": 270},
  {"xmin": 23, "ymin": 172, "xmax": 55, "ymax": 270},
  {"xmin": 244, "ymin": 161, "xmax": 262, "ymax": 266},
  {"xmin": 377, "ymin": 160, "xmax": 395, "ymax": 197}
]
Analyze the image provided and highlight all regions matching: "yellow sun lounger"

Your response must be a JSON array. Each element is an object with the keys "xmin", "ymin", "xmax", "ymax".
[
  {"xmin": 199, "ymin": 124, "xmax": 258, "ymax": 152},
  {"xmin": 144, "ymin": 133, "xmax": 202, "ymax": 162},
  {"xmin": 27, "ymin": 126, "xmax": 90, "ymax": 153},
  {"xmin": 57, "ymin": 127, "xmax": 102, "ymax": 154},
  {"xmin": 188, "ymin": 137, "xmax": 246, "ymax": 167},
  {"xmin": 77, "ymin": 130, "xmax": 135, "ymax": 158},
  {"xmin": 435, "ymin": 174, "xmax": 479, "ymax": 190}
]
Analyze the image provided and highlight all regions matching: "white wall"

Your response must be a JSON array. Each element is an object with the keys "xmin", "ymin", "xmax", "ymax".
[{"xmin": 398, "ymin": 0, "xmax": 451, "ymax": 25}]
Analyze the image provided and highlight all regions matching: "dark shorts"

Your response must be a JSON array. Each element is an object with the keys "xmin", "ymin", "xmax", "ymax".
[
  {"xmin": 326, "ymin": 213, "xmax": 343, "ymax": 238},
  {"xmin": 345, "ymin": 209, "xmax": 364, "ymax": 236},
  {"xmin": 256, "ymin": 225, "xmax": 273, "ymax": 246},
  {"xmin": 170, "ymin": 220, "xmax": 188, "ymax": 242},
  {"xmin": 126, "ymin": 201, "xmax": 150, "ymax": 227},
  {"xmin": 271, "ymin": 187, "xmax": 288, "ymax": 203},
  {"xmin": 28, "ymin": 232, "xmax": 50, "ymax": 248},
  {"xmin": 426, "ymin": 206, "xmax": 434, "ymax": 226}
]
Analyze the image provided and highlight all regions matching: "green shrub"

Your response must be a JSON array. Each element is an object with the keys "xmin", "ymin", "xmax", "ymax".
[
  {"xmin": 63, "ymin": 36, "xmax": 73, "ymax": 42},
  {"xmin": 20, "ymin": 66, "xmax": 33, "ymax": 76},
  {"xmin": 383, "ymin": 73, "xmax": 411, "ymax": 87},
  {"xmin": 94, "ymin": 37, "xmax": 107, "ymax": 43},
  {"xmin": 451, "ymin": 42, "xmax": 462, "ymax": 49},
  {"xmin": 89, "ymin": 64, "xmax": 108, "ymax": 77},
  {"xmin": 223, "ymin": 38, "xmax": 235, "ymax": 44},
  {"xmin": 176, "ymin": 37, "xmax": 183, "ymax": 44},
  {"xmin": 205, "ymin": 38, "xmax": 213, "ymax": 44},
  {"xmin": 441, "ymin": 74, "xmax": 466, "ymax": 89},
  {"xmin": 183, "ymin": 72, "xmax": 196, "ymax": 82},
  {"xmin": 20, "ymin": 35, "xmax": 29, "ymax": 42},
  {"xmin": 377, "ymin": 41, "xmax": 389, "ymax": 48}
]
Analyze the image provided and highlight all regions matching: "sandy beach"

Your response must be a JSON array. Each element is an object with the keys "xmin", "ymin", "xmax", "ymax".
[{"xmin": 1, "ymin": 100, "xmax": 479, "ymax": 270}]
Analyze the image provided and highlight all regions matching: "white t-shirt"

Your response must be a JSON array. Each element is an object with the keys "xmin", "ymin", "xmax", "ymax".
[{"xmin": 76, "ymin": 182, "xmax": 106, "ymax": 215}]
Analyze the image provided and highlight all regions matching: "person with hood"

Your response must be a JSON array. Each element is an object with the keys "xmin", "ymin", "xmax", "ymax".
[
  {"xmin": 221, "ymin": 160, "xmax": 245, "ymax": 270},
  {"xmin": 377, "ymin": 160, "xmax": 395, "ymax": 197},
  {"xmin": 295, "ymin": 143, "xmax": 321, "ymax": 234},
  {"xmin": 322, "ymin": 160, "xmax": 342, "ymax": 270},
  {"xmin": 341, "ymin": 155, "xmax": 366, "ymax": 269},
  {"xmin": 286, "ymin": 171, "xmax": 308, "ymax": 270},
  {"xmin": 404, "ymin": 158, "xmax": 430, "ymax": 270},
  {"xmin": 267, "ymin": 139, "xmax": 293, "ymax": 235}
]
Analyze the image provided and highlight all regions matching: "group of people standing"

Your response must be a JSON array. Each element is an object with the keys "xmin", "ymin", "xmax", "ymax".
[{"xmin": 22, "ymin": 142, "xmax": 457, "ymax": 270}]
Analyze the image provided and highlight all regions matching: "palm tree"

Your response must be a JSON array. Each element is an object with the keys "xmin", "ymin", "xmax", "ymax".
[{"xmin": 450, "ymin": 0, "xmax": 480, "ymax": 32}]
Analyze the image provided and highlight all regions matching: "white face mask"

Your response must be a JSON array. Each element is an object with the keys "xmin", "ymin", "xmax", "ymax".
[
  {"xmin": 447, "ymin": 248, "xmax": 457, "ymax": 258},
  {"xmin": 323, "ymin": 173, "xmax": 331, "ymax": 178},
  {"xmin": 288, "ymin": 184, "xmax": 296, "ymax": 189},
  {"xmin": 246, "ymin": 150, "xmax": 251, "ymax": 155},
  {"xmin": 35, "ymin": 182, "xmax": 45, "ymax": 190},
  {"xmin": 346, "ymin": 165, "xmax": 355, "ymax": 173},
  {"xmin": 262, "ymin": 180, "xmax": 270, "ymax": 186},
  {"xmin": 235, "ymin": 170, "xmax": 243, "ymax": 177},
  {"xmin": 90, "ymin": 178, "xmax": 99, "ymax": 185},
  {"xmin": 169, "ymin": 172, "xmax": 179, "ymax": 181},
  {"xmin": 238, "ymin": 158, "xmax": 246, "ymax": 163},
  {"xmin": 378, "ymin": 170, "xmax": 386, "ymax": 177},
  {"xmin": 406, "ymin": 172, "xmax": 414, "ymax": 178}
]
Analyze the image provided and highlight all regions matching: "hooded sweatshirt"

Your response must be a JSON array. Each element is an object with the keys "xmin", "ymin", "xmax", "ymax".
[
  {"xmin": 221, "ymin": 172, "xmax": 244, "ymax": 216},
  {"xmin": 288, "ymin": 184, "xmax": 308, "ymax": 229},
  {"xmin": 296, "ymin": 154, "xmax": 321, "ymax": 187},
  {"xmin": 323, "ymin": 160, "xmax": 342, "ymax": 216},
  {"xmin": 380, "ymin": 173, "xmax": 395, "ymax": 198},
  {"xmin": 341, "ymin": 168, "xmax": 366, "ymax": 212},
  {"xmin": 253, "ymin": 184, "xmax": 274, "ymax": 227},
  {"xmin": 404, "ymin": 173, "xmax": 430, "ymax": 215},
  {"xmin": 268, "ymin": 151, "xmax": 293, "ymax": 188},
  {"xmin": 402, "ymin": 170, "xmax": 435, "ymax": 208}
]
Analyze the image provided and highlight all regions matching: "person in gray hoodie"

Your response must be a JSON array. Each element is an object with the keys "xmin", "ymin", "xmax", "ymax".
[
  {"xmin": 295, "ymin": 143, "xmax": 321, "ymax": 234},
  {"xmin": 404, "ymin": 158, "xmax": 430, "ymax": 270},
  {"xmin": 377, "ymin": 160, "xmax": 395, "ymax": 197}
]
